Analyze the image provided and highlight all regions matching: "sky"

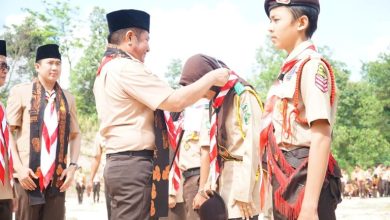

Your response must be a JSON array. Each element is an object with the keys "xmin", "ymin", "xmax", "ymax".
[{"xmin": 1, "ymin": 0, "xmax": 390, "ymax": 88}]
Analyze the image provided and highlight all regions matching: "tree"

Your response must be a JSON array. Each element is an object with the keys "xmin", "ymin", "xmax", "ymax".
[
  {"xmin": 362, "ymin": 50, "xmax": 390, "ymax": 142},
  {"xmin": 0, "ymin": 15, "xmax": 54, "ymax": 103},
  {"xmin": 249, "ymin": 39, "xmax": 285, "ymax": 100},
  {"xmin": 70, "ymin": 7, "xmax": 107, "ymax": 132},
  {"xmin": 0, "ymin": 0, "xmax": 82, "ymax": 103},
  {"xmin": 24, "ymin": 0, "xmax": 83, "ymax": 70},
  {"xmin": 164, "ymin": 58, "xmax": 182, "ymax": 89}
]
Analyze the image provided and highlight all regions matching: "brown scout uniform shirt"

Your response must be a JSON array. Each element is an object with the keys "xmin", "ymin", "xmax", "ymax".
[
  {"xmin": 169, "ymin": 99, "xmax": 210, "ymax": 199},
  {"xmin": 93, "ymin": 56, "xmax": 174, "ymax": 154},
  {"xmin": 178, "ymin": 98, "xmax": 209, "ymax": 171},
  {"xmin": 218, "ymin": 89, "xmax": 262, "ymax": 219},
  {"xmin": 271, "ymin": 41, "xmax": 337, "ymax": 148},
  {"xmin": 6, "ymin": 82, "xmax": 80, "ymax": 172}
]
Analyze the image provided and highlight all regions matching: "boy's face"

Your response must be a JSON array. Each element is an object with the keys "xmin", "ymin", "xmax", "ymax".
[
  {"xmin": 0, "ymin": 55, "xmax": 8, "ymax": 86},
  {"xmin": 35, "ymin": 58, "xmax": 62, "ymax": 85},
  {"xmin": 268, "ymin": 6, "xmax": 300, "ymax": 52}
]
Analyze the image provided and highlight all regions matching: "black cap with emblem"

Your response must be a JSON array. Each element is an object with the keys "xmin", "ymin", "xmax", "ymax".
[{"xmin": 264, "ymin": 0, "xmax": 320, "ymax": 17}]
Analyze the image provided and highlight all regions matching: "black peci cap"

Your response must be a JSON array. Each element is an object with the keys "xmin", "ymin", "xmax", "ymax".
[
  {"xmin": 0, "ymin": 40, "xmax": 6, "ymax": 57},
  {"xmin": 106, "ymin": 9, "xmax": 150, "ymax": 33},
  {"xmin": 35, "ymin": 44, "xmax": 61, "ymax": 62}
]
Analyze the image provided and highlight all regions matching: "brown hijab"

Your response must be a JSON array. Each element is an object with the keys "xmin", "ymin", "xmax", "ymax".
[
  {"xmin": 180, "ymin": 54, "xmax": 228, "ymax": 92},
  {"xmin": 180, "ymin": 54, "xmax": 252, "ymax": 159}
]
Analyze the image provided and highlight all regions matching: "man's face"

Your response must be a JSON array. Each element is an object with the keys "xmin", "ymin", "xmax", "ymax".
[
  {"xmin": 35, "ymin": 58, "xmax": 62, "ymax": 85},
  {"xmin": 0, "ymin": 55, "xmax": 9, "ymax": 87},
  {"xmin": 130, "ymin": 30, "xmax": 150, "ymax": 63}
]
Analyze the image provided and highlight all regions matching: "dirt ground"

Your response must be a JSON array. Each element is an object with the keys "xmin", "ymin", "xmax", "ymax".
[{"xmin": 64, "ymin": 192, "xmax": 390, "ymax": 220}]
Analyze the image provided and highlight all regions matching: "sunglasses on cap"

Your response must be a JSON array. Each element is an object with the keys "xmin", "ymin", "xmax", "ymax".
[{"xmin": 0, "ymin": 62, "xmax": 10, "ymax": 71}]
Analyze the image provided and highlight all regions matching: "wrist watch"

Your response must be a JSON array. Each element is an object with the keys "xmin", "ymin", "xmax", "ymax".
[{"xmin": 69, "ymin": 162, "xmax": 78, "ymax": 168}]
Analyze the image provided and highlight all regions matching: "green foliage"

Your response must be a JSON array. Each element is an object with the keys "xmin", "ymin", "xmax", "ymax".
[
  {"xmin": 362, "ymin": 50, "xmax": 390, "ymax": 142},
  {"xmin": 0, "ymin": 0, "xmax": 81, "ymax": 104},
  {"xmin": 70, "ymin": 7, "xmax": 107, "ymax": 120},
  {"xmin": 0, "ymin": 15, "xmax": 52, "ymax": 103},
  {"xmin": 248, "ymin": 39, "xmax": 285, "ymax": 100},
  {"xmin": 24, "ymin": 0, "xmax": 83, "ymax": 69},
  {"xmin": 77, "ymin": 113, "xmax": 99, "ymax": 135},
  {"xmin": 164, "ymin": 58, "xmax": 182, "ymax": 89}
]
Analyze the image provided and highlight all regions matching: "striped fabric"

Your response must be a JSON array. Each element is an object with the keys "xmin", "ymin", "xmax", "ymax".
[
  {"xmin": 164, "ymin": 111, "xmax": 183, "ymax": 192},
  {"xmin": 39, "ymin": 91, "xmax": 59, "ymax": 191},
  {"xmin": 0, "ymin": 104, "xmax": 12, "ymax": 186},
  {"xmin": 208, "ymin": 72, "xmax": 238, "ymax": 189}
]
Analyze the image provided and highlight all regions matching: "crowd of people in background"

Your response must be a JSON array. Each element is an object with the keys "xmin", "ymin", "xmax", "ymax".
[{"xmin": 341, "ymin": 164, "xmax": 390, "ymax": 199}]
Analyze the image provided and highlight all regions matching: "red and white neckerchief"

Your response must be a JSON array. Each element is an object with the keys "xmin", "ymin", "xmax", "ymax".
[
  {"xmin": 164, "ymin": 111, "xmax": 183, "ymax": 192},
  {"xmin": 39, "ymin": 90, "xmax": 59, "ymax": 191},
  {"xmin": 260, "ymin": 42, "xmax": 317, "ymax": 153},
  {"xmin": 208, "ymin": 72, "xmax": 238, "ymax": 189},
  {"xmin": 0, "ymin": 104, "xmax": 13, "ymax": 186}
]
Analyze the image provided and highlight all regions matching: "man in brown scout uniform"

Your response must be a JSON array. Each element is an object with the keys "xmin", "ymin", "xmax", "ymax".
[
  {"xmin": 180, "ymin": 54, "xmax": 264, "ymax": 220},
  {"xmin": 7, "ymin": 44, "xmax": 81, "ymax": 220},
  {"xmin": 93, "ymin": 9, "xmax": 229, "ymax": 220},
  {"xmin": 0, "ymin": 39, "xmax": 17, "ymax": 220},
  {"xmin": 261, "ymin": 0, "xmax": 342, "ymax": 219}
]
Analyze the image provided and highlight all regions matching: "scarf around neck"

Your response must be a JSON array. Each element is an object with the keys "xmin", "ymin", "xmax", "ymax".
[{"xmin": 29, "ymin": 78, "xmax": 70, "ymax": 205}]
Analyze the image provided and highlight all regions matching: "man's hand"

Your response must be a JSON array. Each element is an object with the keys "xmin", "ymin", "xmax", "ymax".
[
  {"xmin": 59, "ymin": 165, "xmax": 77, "ymax": 192},
  {"xmin": 17, "ymin": 167, "xmax": 38, "ymax": 191},
  {"xmin": 233, "ymin": 200, "xmax": 256, "ymax": 220},
  {"xmin": 192, "ymin": 190, "xmax": 209, "ymax": 209},
  {"xmin": 168, "ymin": 195, "xmax": 177, "ymax": 208},
  {"xmin": 210, "ymin": 68, "xmax": 230, "ymax": 87}
]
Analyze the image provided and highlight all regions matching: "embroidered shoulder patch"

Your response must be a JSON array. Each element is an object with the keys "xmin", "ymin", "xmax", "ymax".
[
  {"xmin": 315, "ymin": 64, "xmax": 328, "ymax": 93},
  {"xmin": 241, "ymin": 104, "xmax": 251, "ymax": 125}
]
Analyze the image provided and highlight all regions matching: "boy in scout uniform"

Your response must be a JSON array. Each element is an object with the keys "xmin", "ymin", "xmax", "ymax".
[
  {"xmin": 94, "ymin": 9, "xmax": 229, "ymax": 220},
  {"xmin": 0, "ymin": 40, "xmax": 16, "ymax": 220},
  {"xmin": 262, "ymin": 0, "xmax": 342, "ymax": 219},
  {"xmin": 169, "ymin": 98, "xmax": 210, "ymax": 220},
  {"xmin": 7, "ymin": 44, "xmax": 81, "ymax": 220},
  {"xmin": 180, "ymin": 54, "xmax": 264, "ymax": 220}
]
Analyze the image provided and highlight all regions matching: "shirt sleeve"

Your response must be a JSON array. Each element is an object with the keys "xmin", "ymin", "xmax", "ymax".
[
  {"xmin": 199, "ymin": 106, "xmax": 210, "ymax": 148},
  {"xmin": 6, "ymin": 86, "xmax": 23, "ymax": 128},
  {"xmin": 66, "ymin": 92, "xmax": 81, "ymax": 135},
  {"xmin": 300, "ymin": 59, "xmax": 332, "ymax": 126},
  {"xmin": 232, "ymin": 91, "xmax": 262, "ymax": 202},
  {"xmin": 116, "ymin": 61, "xmax": 174, "ymax": 111}
]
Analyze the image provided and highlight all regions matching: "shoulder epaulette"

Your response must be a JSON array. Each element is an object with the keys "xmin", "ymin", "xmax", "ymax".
[{"xmin": 233, "ymin": 82, "xmax": 245, "ymax": 96}]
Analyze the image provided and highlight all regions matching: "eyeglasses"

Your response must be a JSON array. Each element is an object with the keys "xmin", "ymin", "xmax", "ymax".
[
  {"xmin": 0, "ymin": 62, "xmax": 10, "ymax": 70},
  {"xmin": 0, "ymin": 62, "xmax": 10, "ymax": 71}
]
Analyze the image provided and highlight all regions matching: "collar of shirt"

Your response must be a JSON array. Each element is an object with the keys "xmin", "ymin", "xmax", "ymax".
[{"xmin": 284, "ymin": 40, "xmax": 316, "ymax": 63}]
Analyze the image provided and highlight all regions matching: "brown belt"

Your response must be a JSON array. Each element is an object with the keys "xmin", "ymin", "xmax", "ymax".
[
  {"xmin": 218, "ymin": 145, "xmax": 243, "ymax": 162},
  {"xmin": 106, "ymin": 150, "xmax": 154, "ymax": 158},
  {"xmin": 182, "ymin": 167, "xmax": 200, "ymax": 179}
]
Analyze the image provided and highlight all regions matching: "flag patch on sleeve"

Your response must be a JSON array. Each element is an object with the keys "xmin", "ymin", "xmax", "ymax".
[{"xmin": 315, "ymin": 65, "xmax": 328, "ymax": 93}]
